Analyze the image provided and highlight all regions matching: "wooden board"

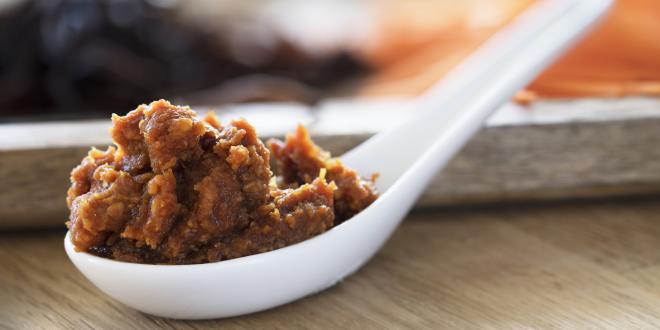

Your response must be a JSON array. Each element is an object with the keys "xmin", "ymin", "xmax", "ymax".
[
  {"xmin": 3, "ymin": 197, "xmax": 660, "ymax": 328},
  {"xmin": 2, "ymin": 97, "xmax": 660, "ymax": 229}
]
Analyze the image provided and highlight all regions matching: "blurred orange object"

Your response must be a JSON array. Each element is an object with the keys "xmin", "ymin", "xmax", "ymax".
[
  {"xmin": 359, "ymin": 0, "xmax": 530, "ymax": 97},
  {"xmin": 360, "ymin": 0, "xmax": 660, "ymax": 101},
  {"xmin": 520, "ymin": 0, "xmax": 660, "ymax": 101}
]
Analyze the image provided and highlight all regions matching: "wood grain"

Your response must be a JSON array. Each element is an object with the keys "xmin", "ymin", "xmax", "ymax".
[{"xmin": 3, "ymin": 197, "xmax": 660, "ymax": 329}]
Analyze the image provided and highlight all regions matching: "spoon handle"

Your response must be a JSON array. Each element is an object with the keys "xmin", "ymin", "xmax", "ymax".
[{"xmin": 343, "ymin": 0, "xmax": 612, "ymax": 193}]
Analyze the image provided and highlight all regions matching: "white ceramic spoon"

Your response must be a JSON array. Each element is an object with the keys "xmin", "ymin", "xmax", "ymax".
[{"xmin": 65, "ymin": 0, "xmax": 612, "ymax": 319}]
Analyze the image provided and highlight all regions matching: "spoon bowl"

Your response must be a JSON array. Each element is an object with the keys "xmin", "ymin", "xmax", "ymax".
[
  {"xmin": 65, "ymin": 0, "xmax": 612, "ymax": 319},
  {"xmin": 65, "ymin": 194, "xmax": 401, "ymax": 319}
]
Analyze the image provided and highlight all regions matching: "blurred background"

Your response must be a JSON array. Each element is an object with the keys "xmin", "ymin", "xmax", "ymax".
[
  {"xmin": 0, "ymin": 0, "xmax": 525, "ymax": 120},
  {"xmin": 1, "ymin": 0, "xmax": 655, "ymax": 122}
]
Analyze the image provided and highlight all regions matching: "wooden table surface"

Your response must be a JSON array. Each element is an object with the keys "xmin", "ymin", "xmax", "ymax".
[{"xmin": 3, "ymin": 197, "xmax": 660, "ymax": 329}]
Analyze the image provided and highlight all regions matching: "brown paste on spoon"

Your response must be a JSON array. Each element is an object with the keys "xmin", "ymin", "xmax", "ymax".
[{"xmin": 66, "ymin": 100, "xmax": 377, "ymax": 264}]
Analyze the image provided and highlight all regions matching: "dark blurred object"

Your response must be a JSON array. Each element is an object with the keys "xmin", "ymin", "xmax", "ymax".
[{"xmin": 0, "ymin": 0, "xmax": 368, "ymax": 120}]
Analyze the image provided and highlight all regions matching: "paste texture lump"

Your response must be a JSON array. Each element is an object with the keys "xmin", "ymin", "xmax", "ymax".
[{"xmin": 66, "ymin": 100, "xmax": 377, "ymax": 264}]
